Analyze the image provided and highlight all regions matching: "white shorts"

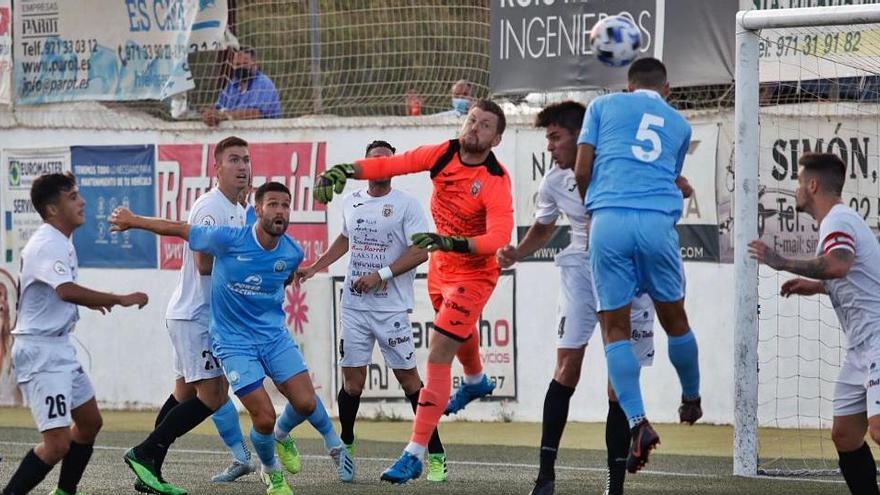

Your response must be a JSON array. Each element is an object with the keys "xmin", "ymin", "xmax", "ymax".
[
  {"xmin": 834, "ymin": 334, "xmax": 880, "ymax": 418},
  {"xmin": 339, "ymin": 307, "xmax": 416, "ymax": 370},
  {"xmin": 629, "ymin": 295, "xmax": 656, "ymax": 367},
  {"xmin": 12, "ymin": 336, "xmax": 95, "ymax": 432},
  {"xmin": 167, "ymin": 319, "xmax": 224, "ymax": 383},
  {"xmin": 556, "ymin": 261, "xmax": 656, "ymax": 366}
]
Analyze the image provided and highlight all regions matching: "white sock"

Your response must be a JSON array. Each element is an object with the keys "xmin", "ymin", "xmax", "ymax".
[
  {"xmin": 262, "ymin": 459, "xmax": 281, "ymax": 472},
  {"xmin": 273, "ymin": 426, "xmax": 288, "ymax": 442},
  {"xmin": 463, "ymin": 372, "xmax": 484, "ymax": 385},
  {"xmin": 404, "ymin": 442, "xmax": 426, "ymax": 458}
]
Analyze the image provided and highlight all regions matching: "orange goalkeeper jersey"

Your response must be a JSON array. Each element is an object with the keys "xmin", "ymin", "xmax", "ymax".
[{"xmin": 357, "ymin": 140, "xmax": 514, "ymax": 277}]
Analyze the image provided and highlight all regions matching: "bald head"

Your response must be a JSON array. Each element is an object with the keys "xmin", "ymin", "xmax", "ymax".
[{"xmin": 451, "ymin": 80, "xmax": 473, "ymax": 98}]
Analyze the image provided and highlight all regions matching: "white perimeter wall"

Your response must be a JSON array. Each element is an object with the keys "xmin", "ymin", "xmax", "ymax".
[{"xmin": 0, "ymin": 113, "xmax": 736, "ymax": 425}]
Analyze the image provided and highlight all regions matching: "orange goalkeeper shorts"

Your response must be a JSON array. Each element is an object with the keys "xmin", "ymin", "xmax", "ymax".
[{"xmin": 428, "ymin": 275, "xmax": 498, "ymax": 341}]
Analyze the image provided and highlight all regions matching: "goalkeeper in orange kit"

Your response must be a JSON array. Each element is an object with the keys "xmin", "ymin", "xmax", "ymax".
[{"xmin": 314, "ymin": 99, "xmax": 514, "ymax": 484}]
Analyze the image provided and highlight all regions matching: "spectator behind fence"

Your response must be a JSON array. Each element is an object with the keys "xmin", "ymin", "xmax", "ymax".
[
  {"xmin": 202, "ymin": 46, "xmax": 282, "ymax": 126},
  {"xmin": 434, "ymin": 79, "xmax": 474, "ymax": 117}
]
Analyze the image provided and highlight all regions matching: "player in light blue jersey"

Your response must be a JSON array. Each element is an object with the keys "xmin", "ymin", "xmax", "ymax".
[
  {"xmin": 245, "ymin": 204, "xmax": 257, "ymax": 226},
  {"xmin": 574, "ymin": 58, "xmax": 702, "ymax": 474},
  {"xmin": 109, "ymin": 182, "xmax": 355, "ymax": 495}
]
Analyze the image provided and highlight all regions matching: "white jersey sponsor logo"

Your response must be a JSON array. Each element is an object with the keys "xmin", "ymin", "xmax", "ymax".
[{"xmin": 341, "ymin": 188, "xmax": 429, "ymax": 312}]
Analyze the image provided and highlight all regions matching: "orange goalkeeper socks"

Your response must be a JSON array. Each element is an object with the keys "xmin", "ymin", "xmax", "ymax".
[
  {"xmin": 410, "ymin": 362, "xmax": 452, "ymax": 447},
  {"xmin": 456, "ymin": 334, "xmax": 483, "ymax": 376}
]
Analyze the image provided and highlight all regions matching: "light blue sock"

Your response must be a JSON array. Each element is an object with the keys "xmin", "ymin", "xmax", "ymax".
[
  {"xmin": 306, "ymin": 397, "xmax": 342, "ymax": 449},
  {"xmin": 211, "ymin": 399, "xmax": 251, "ymax": 463},
  {"xmin": 276, "ymin": 398, "xmax": 341, "ymax": 449},
  {"xmin": 276, "ymin": 402, "xmax": 308, "ymax": 437},
  {"xmin": 605, "ymin": 340, "xmax": 645, "ymax": 428},
  {"xmin": 249, "ymin": 427, "xmax": 278, "ymax": 470},
  {"xmin": 668, "ymin": 329, "xmax": 700, "ymax": 400}
]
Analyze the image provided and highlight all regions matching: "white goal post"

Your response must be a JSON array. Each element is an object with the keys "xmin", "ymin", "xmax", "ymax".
[{"xmin": 734, "ymin": 4, "xmax": 880, "ymax": 478}]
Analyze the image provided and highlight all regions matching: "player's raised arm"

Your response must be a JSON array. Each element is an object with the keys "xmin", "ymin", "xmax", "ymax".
[
  {"xmin": 748, "ymin": 239, "xmax": 854, "ymax": 280},
  {"xmin": 109, "ymin": 207, "xmax": 191, "ymax": 240},
  {"xmin": 574, "ymin": 97, "xmax": 601, "ymax": 201},
  {"xmin": 574, "ymin": 144, "xmax": 595, "ymax": 201},
  {"xmin": 470, "ymin": 175, "xmax": 514, "ymax": 255},
  {"xmin": 314, "ymin": 143, "xmax": 447, "ymax": 203}
]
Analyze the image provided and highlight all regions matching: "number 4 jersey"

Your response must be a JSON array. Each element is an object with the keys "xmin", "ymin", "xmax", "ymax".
[{"xmin": 577, "ymin": 89, "xmax": 691, "ymax": 217}]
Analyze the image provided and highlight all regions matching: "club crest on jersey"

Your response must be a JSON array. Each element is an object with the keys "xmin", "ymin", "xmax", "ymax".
[
  {"xmin": 383, "ymin": 204, "xmax": 393, "ymax": 217},
  {"xmin": 53, "ymin": 261, "xmax": 67, "ymax": 275},
  {"xmin": 274, "ymin": 261, "xmax": 286, "ymax": 272},
  {"xmin": 471, "ymin": 180, "xmax": 481, "ymax": 197}
]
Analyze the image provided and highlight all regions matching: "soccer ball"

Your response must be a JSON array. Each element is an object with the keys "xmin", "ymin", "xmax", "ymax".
[{"xmin": 590, "ymin": 15, "xmax": 642, "ymax": 68}]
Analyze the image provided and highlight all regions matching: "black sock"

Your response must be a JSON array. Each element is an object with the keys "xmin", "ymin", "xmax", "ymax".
[
  {"xmin": 152, "ymin": 394, "xmax": 179, "ymax": 473},
  {"xmin": 406, "ymin": 386, "xmax": 445, "ymax": 454},
  {"xmin": 135, "ymin": 398, "xmax": 213, "ymax": 461},
  {"xmin": 337, "ymin": 388, "xmax": 361, "ymax": 445},
  {"xmin": 2, "ymin": 448, "xmax": 54, "ymax": 495},
  {"xmin": 155, "ymin": 394, "xmax": 180, "ymax": 428},
  {"xmin": 839, "ymin": 442, "xmax": 880, "ymax": 495},
  {"xmin": 605, "ymin": 400, "xmax": 630, "ymax": 495},
  {"xmin": 57, "ymin": 441, "xmax": 94, "ymax": 495},
  {"xmin": 538, "ymin": 379, "xmax": 575, "ymax": 481}
]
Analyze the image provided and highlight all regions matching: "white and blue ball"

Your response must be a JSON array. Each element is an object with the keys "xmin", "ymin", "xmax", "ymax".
[{"xmin": 590, "ymin": 15, "xmax": 642, "ymax": 68}]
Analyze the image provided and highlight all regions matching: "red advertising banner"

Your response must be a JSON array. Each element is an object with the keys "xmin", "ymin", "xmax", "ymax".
[{"xmin": 156, "ymin": 142, "xmax": 327, "ymax": 270}]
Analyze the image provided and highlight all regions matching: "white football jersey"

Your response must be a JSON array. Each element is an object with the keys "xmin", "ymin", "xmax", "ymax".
[
  {"xmin": 816, "ymin": 203, "xmax": 880, "ymax": 349},
  {"xmin": 14, "ymin": 224, "xmax": 79, "ymax": 337},
  {"xmin": 165, "ymin": 188, "xmax": 245, "ymax": 321},
  {"xmin": 341, "ymin": 188, "xmax": 429, "ymax": 312},
  {"xmin": 534, "ymin": 165, "xmax": 590, "ymax": 266}
]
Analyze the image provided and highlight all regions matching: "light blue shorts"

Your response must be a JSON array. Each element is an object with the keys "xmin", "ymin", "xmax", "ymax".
[
  {"xmin": 214, "ymin": 333, "xmax": 308, "ymax": 397},
  {"xmin": 589, "ymin": 208, "xmax": 684, "ymax": 312}
]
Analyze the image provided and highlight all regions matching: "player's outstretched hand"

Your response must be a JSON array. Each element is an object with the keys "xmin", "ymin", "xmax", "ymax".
[
  {"xmin": 780, "ymin": 278, "xmax": 824, "ymax": 298},
  {"xmin": 314, "ymin": 163, "xmax": 355, "ymax": 204},
  {"xmin": 119, "ymin": 292, "xmax": 149, "ymax": 309},
  {"xmin": 411, "ymin": 232, "xmax": 469, "ymax": 253},
  {"xmin": 109, "ymin": 207, "xmax": 136, "ymax": 232},
  {"xmin": 496, "ymin": 245, "xmax": 519, "ymax": 268},
  {"xmin": 290, "ymin": 267, "xmax": 316, "ymax": 287},
  {"xmin": 747, "ymin": 239, "xmax": 785, "ymax": 270},
  {"xmin": 352, "ymin": 272, "xmax": 386, "ymax": 293}
]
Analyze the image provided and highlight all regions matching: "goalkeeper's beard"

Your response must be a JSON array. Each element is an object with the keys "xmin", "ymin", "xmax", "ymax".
[{"xmin": 460, "ymin": 138, "xmax": 490, "ymax": 154}]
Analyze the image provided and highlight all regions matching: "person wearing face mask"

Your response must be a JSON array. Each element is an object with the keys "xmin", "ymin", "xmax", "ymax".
[
  {"xmin": 202, "ymin": 46, "xmax": 282, "ymax": 127},
  {"xmin": 434, "ymin": 79, "xmax": 474, "ymax": 117}
]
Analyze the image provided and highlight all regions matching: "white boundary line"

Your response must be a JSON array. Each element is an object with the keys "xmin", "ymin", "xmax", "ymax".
[{"xmin": 0, "ymin": 440, "xmax": 842, "ymax": 483}]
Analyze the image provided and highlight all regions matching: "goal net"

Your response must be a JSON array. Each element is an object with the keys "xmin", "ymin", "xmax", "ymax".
[{"xmin": 735, "ymin": 5, "xmax": 880, "ymax": 477}]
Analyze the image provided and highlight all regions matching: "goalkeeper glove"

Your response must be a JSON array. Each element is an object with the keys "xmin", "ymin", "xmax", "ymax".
[
  {"xmin": 314, "ymin": 163, "xmax": 355, "ymax": 204},
  {"xmin": 411, "ymin": 232, "xmax": 470, "ymax": 253}
]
